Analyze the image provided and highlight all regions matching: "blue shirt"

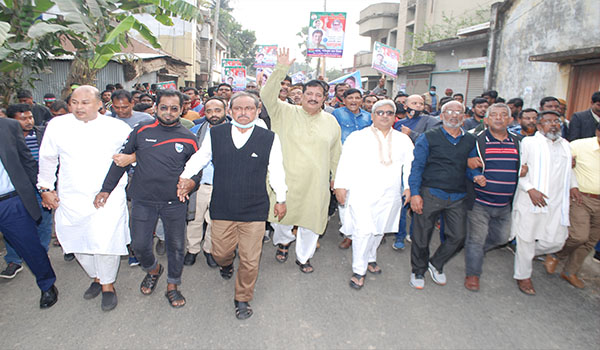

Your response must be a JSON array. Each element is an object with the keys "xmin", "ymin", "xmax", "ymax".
[
  {"xmin": 331, "ymin": 107, "xmax": 372, "ymax": 144},
  {"xmin": 0, "ymin": 159, "xmax": 16, "ymax": 195},
  {"xmin": 25, "ymin": 130, "xmax": 39, "ymax": 162},
  {"xmin": 408, "ymin": 127, "xmax": 468, "ymax": 200},
  {"xmin": 467, "ymin": 130, "xmax": 519, "ymax": 207},
  {"xmin": 394, "ymin": 115, "xmax": 421, "ymax": 131}
]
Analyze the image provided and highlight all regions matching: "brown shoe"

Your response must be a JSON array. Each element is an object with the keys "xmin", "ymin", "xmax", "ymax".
[
  {"xmin": 561, "ymin": 272, "xmax": 584, "ymax": 289},
  {"xmin": 516, "ymin": 278, "xmax": 536, "ymax": 295},
  {"xmin": 464, "ymin": 276, "xmax": 480, "ymax": 292},
  {"xmin": 543, "ymin": 254, "xmax": 559, "ymax": 274},
  {"xmin": 339, "ymin": 237, "xmax": 352, "ymax": 249}
]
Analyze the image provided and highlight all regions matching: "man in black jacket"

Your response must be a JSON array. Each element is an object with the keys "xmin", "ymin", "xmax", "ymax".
[
  {"xmin": 0, "ymin": 118, "xmax": 57, "ymax": 308},
  {"xmin": 568, "ymin": 91, "xmax": 600, "ymax": 141}
]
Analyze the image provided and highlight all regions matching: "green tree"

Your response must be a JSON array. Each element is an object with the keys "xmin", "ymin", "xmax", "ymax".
[
  {"xmin": 214, "ymin": 1, "xmax": 256, "ymax": 75},
  {"xmin": 0, "ymin": 0, "xmax": 205, "ymax": 101},
  {"xmin": 0, "ymin": 0, "xmax": 71, "ymax": 105}
]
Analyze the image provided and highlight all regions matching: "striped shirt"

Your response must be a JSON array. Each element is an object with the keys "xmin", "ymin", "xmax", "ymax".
[
  {"xmin": 474, "ymin": 131, "xmax": 518, "ymax": 207},
  {"xmin": 25, "ymin": 130, "xmax": 39, "ymax": 162}
]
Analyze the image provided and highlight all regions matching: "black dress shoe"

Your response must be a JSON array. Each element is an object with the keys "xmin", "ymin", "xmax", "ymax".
[
  {"xmin": 204, "ymin": 251, "xmax": 218, "ymax": 268},
  {"xmin": 40, "ymin": 284, "xmax": 58, "ymax": 309},
  {"xmin": 183, "ymin": 252, "xmax": 197, "ymax": 266},
  {"xmin": 63, "ymin": 253, "xmax": 75, "ymax": 262},
  {"xmin": 220, "ymin": 264, "xmax": 234, "ymax": 280},
  {"xmin": 155, "ymin": 239, "xmax": 166, "ymax": 256}
]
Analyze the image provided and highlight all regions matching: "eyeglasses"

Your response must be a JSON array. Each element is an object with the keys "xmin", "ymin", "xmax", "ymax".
[
  {"xmin": 374, "ymin": 110, "xmax": 395, "ymax": 117},
  {"xmin": 443, "ymin": 110, "xmax": 463, "ymax": 116},
  {"xmin": 158, "ymin": 105, "xmax": 181, "ymax": 113},
  {"xmin": 541, "ymin": 119, "xmax": 560, "ymax": 125}
]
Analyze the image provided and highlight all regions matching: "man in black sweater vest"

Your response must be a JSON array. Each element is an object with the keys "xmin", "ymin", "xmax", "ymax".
[
  {"xmin": 408, "ymin": 101, "xmax": 476, "ymax": 290},
  {"xmin": 178, "ymin": 92, "xmax": 287, "ymax": 320}
]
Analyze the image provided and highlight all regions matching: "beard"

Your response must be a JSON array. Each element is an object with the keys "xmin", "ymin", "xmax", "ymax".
[
  {"xmin": 443, "ymin": 119, "xmax": 461, "ymax": 129},
  {"xmin": 541, "ymin": 130, "xmax": 561, "ymax": 141},
  {"xmin": 207, "ymin": 115, "xmax": 226, "ymax": 126},
  {"xmin": 157, "ymin": 113, "xmax": 179, "ymax": 126}
]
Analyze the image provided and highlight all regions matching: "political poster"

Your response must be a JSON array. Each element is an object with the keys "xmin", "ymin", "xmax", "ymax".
[
  {"xmin": 291, "ymin": 71, "xmax": 307, "ymax": 84},
  {"xmin": 371, "ymin": 41, "xmax": 400, "ymax": 77},
  {"xmin": 307, "ymin": 12, "xmax": 346, "ymax": 58},
  {"xmin": 256, "ymin": 67, "xmax": 273, "ymax": 88},
  {"xmin": 254, "ymin": 45, "xmax": 277, "ymax": 68},
  {"xmin": 222, "ymin": 66, "xmax": 247, "ymax": 91},
  {"xmin": 156, "ymin": 80, "xmax": 177, "ymax": 90},
  {"xmin": 326, "ymin": 71, "xmax": 362, "ymax": 99},
  {"xmin": 222, "ymin": 58, "xmax": 243, "ymax": 67}
]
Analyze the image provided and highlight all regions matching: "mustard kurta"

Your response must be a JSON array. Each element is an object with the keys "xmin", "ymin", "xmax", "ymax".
[{"xmin": 261, "ymin": 63, "xmax": 342, "ymax": 234}]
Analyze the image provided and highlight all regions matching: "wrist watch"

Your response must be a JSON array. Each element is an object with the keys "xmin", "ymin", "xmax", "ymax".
[
  {"xmin": 276, "ymin": 201, "xmax": 286, "ymax": 205},
  {"xmin": 37, "ymin": 186, "xmax": 51, "ymax": 193}
]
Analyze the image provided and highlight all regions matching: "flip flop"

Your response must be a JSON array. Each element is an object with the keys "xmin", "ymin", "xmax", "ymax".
[{"xmin": 349, "ymin": 273, "xmax": 365, "ymax": 289}]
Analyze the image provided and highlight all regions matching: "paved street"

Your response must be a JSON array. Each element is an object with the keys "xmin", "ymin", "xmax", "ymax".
[{"xmin": 1, "ymin": 214, "xmax": 599, "ymax": 349}]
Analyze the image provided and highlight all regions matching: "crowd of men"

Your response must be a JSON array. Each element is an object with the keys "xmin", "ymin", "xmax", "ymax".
[{"xmin": 0, "ymin": 48, "xmax": 598, "ymax": 320}]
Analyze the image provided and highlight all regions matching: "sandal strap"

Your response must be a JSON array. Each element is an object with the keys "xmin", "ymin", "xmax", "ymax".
[{"xmin": 141, "ymin": 265, "xmax": 163, "ymax": 291}]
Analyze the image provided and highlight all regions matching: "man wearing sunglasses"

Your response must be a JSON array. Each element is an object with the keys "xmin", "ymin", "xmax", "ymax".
[{"xmin": 95, "ymin": 90, "xmax": 201, "ymax": 308}]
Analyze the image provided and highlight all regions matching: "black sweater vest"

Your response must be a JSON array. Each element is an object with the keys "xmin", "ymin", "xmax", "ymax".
[
  {"xmin": 209, "ymin": 124, "xmax": 274, "ymax": 221},
  {"xmin": 422, "ymin": 127, "xmax": 476, "ymax": 193}
]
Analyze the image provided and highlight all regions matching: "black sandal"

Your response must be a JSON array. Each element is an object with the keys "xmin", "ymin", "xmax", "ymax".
[
  {"xmin": 349, "ymin": 273, "xmax": 365, "ymax": 289},
  {"xmin": 165, "ymin": 289, "xmax": 186, "ymax": 308},
  {"xmin": 140, "ymin": 264, "xmax": 163, "ymax": 295},
  {"xmin": 275, "ymin": 244, "xmax": 289, "ymax": 263},
  {"xmin": 220, "ymin": 263, "xmax": 234, "ymax": 280},
  {"xmin": 368, "ymin": 262, "xmax": 382, "ymax": 275},
  {"xmin": 296, "ymin": 259, "xmax": 314, "ymax": 274},
  {"xmin": 234, "ymin": 300, "xmax": 253, "ymax": 320}
]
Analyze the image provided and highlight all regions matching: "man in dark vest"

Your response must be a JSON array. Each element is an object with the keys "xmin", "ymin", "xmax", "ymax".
[
  {"xmin": 408, "ymin": 100, "xmax": 476, "ymax": 290},
  {"xmin": 177, "ymin": 91, "xmax": 287, "ymax": 320}
]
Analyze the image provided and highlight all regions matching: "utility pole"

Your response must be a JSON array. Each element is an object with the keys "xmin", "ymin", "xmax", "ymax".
[
  {"xmin": 321, "ymin": 0, "xmax": 326, "ymax": 79},
  {"xmin": 209, "ymin": 0, "xmax": 221, "ymax": 87}
]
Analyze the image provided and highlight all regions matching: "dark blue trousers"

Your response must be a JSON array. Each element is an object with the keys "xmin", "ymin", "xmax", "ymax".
[{"xmin": 0, "ymin": 195, "xmax": 56, "ymax": 291}]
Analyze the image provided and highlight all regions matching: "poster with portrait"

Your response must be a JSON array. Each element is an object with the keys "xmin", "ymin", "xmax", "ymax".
[
  {"xmin": 256, "ymin": 67, "xmax": 273, "ymax": 88},
  {"xmin": 306, "ymin": 12, "xmax": 346, "ymax": 58},
  {"xmin": 291, "ymin": 71, "xmax": 307, "ymax": 84},
  {"xmin": 222, "ymin": 66, "xmax": 247, "ymax": 91},
  {"xmin": 156, "ymin": 80, "xmax": 177, "ymax": 90},
  {"xmin": 371, "ymin": 41, "xmax": 400, "ymax": 77},
  {"xmin": 326, "ymin": 71, "xmax": 362, "ymax": 99},
  {"xmin": 254, "ymin": 45, "xmax": 277, "ymax": 68}
]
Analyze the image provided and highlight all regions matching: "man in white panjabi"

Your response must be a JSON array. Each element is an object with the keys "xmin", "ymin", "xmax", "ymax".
[
  {"xmin": 38, "ymin": 86, "xmax": 131, "ymax": 311},
  {"xmin": 334, "ymin": 100, "xmax": 414, "ymax": 289},
  {"xmin": 511, "ymin": 110, "xmax": 571, "ymax": 295}
]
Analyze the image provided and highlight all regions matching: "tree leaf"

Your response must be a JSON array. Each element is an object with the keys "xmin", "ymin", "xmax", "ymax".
[
  {"xmin": 27, "ymin": 22, "xmax": 70, "ymax": 39},
  {"xmin": 0, "ymin": 21, "xmax": 10, "ymax": 46},
  {"xmin": 0, "ymin": 60, "xmax": 23, "ymax": 72}
]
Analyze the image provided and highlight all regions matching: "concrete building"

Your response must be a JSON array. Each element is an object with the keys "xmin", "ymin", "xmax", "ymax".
[
  {"xmin": 485, "ymin": 0, "xmax": 600, "ymax": 116},
  {"xmin": 355, "ymin": 0, "xmax": 495, "ymax": 97}
]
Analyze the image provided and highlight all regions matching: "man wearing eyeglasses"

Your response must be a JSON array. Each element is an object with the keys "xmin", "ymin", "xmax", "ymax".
[
  {"xmin": 95, "ymin": 90, "xmax": 201, "ymax": 308},
  {"xmin": 334, "ymin": 100, "xmax": 413, "ymax": 289},
  {"xmin": 511, "ymin": 110, "xmax": 572, "ymax": 295},
  {"xmin": 408, "ymin": 101, "xmax": 476, "ymax": 290}
]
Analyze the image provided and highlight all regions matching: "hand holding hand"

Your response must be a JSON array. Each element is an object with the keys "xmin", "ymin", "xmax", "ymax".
[
  {"xmin": 274, "ymin": 203, "xmax": 287, "ymax": 221},
  {"xmin": 176, "ymin": 177, "xmax": 196, "ymax": 202},
  {"xmin": 473, "ymin": 175, "xmax": 487, "ymax": 187},
  {"xmin": 334, "ymin": 188, "xmax": 347, "ymax": 206},
  {"xmin": 41, "ymin": 191, "xmax": 59, "ymax": 210}
]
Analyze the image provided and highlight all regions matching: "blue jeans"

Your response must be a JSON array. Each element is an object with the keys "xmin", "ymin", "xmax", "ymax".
[
  {"xmin": 595, "ymin": 240, "xmax": 600, "ymax": 253},
  {"xmin": 464, "ymin": 202, "xmax": 511, "ymax": 277},
  {"xmin": 4, "ymin": 193, "xmax": 52, "ymax": 265}
]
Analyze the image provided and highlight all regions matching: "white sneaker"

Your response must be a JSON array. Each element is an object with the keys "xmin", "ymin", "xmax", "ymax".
[
  {"xmin": 428, "ymin": 262, "xmax": 447, "ymax": 285},
  {"xmin": 410, "ymin": 273, "xmax": 425, "ymax": 289}
]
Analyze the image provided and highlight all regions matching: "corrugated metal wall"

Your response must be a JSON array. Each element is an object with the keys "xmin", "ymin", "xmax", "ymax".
[{"xmin": 24, "ymin": 60, "xmax": 125, "ymax": 103}]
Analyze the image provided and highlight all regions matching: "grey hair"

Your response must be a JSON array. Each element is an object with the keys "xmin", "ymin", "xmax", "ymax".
[
  {"xmin": 537, "ymin": 110, "xmax": 561, "ymax": 123},
  {"xmin": 229, "ymin": 91, "xmax": 260, "ymax": 109},
  {"xmin": 485, "ymin": 103, "xmax": 511, "ymax": 119},
  {"xmin": 440, "ymin": 100, "xmax": 465, "ymax": 113},
  {"xmin": 372, "ymin": 99, "xmax": 396, "ymax": 114}
]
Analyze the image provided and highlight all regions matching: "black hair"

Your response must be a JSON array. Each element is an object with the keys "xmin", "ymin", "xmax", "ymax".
[
  {"xmin": 43, "ymin": 93, "xmax": 56, "ymax": 99},
  {"xmin": 183, "ymin": 87, "xmax": 199, "ymax": 95},
  {"xmin": 453, "ymin": 93, "xmax": 464, "ymax": 99},
  {"xmin": 472, "ymin": 97, "xmax": 488, "ymax": 107},
  {"xmin": 217, "ymin": 83, "xmax": 232, "ymax": 91},
  {"xmin": 50, "ymin": 100, "xmax": 68, "ymax": 112},
  {"xmin": 111, "ymin": 89, "xmax": 132, "ymax": 102},
  {"xmin": 283, "ymin": 76, "xmax": 292, "ymax": 83},
  {"xmin": 156, "ymin": 90, "xmax": 184, "ymax": 107},
  {"xmin": 343, "ymin": 88, "xmax": 362, "ymax": 98},
  {"xmin": 204, "ymin": 96, "xmax": 228, "ymax": 110},
  {"xmin": 496, "ymin": 97, "xmax": 505, "ymax": 103},
  {"xmin": 334, "ymin": 83, "xmax": 349, "ymax": 93},
  {"xmin": 518, "ymin": 108, "xmax": 538, "ymax": 119},
  {"xmin": 507, "ymin": 97, "xmax": 524, "ymax": 108},
  {"xmin": 138, "ymin": 93, "xmax": 155, "ymax": 103},
  {"xmin": 133, "ymin": 103, "xmax": 153, "ymax": 112},
  {"xmin": 16, "ymin": 89, "xmax": 32, "ymax": 99},
  {"xmin": 6, "ymin": 103, "xmax": 31, "ymax": 118},
  {"xmin": 303, "ymin": 80, "xmax": 329, "ymax": 96},
  {"xmin": 106, "ymin": 84, "xmax": 115, "ymax": 91},
  {"xmin": 539, "ymin": 96, "xmax": 559, "ymax": 108},
  {"xmin": 207, "ymin": 86, "xmax": 218, "ymax": 97},
  {"xmin": 114, "ymin": 83, "xmax": 123, "ymax": 90},
  {"xmin": 592, "ymin": 91, "xmax": 600, "ymax": 103},
  {"xmin": 482, "ymin": 90, "xmax": 498, "ymax": 99}
]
